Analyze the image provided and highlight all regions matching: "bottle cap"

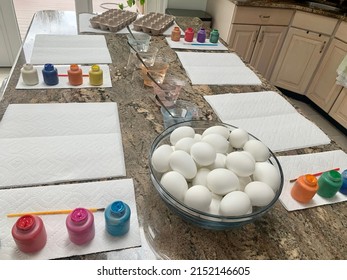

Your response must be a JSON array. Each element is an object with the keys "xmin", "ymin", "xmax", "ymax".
[
  {"xmin": 327, "ymin": 170, "xmax": 342, "ymax": 182},
  {"xmin": 303, "ymin": 174, "xmax": 317, "ymax": 186},
  {"xmin": 16, "ymin": 215, "xmax": 35, "ymax": 231},
  {"xmin": 23, "ymin": 64, "xmax": 34, "ymax": 71},
  {"xmin": 70, "ymin": 64, "xmax": 80, "ymax": 71},
  {"xmin": 91, "ymin": 64, "xmax": 100, "ymax": 72},
  {"xmin": 110, "ymin": 201, "xmax": 125, "ymax": 217},
  {"xmin": 44, "ymin": 63, "xmax": 55, "ymax": 71},
  {"xmin": 71, "ymin": 208, "xmax": 88, "ymax": 224}
]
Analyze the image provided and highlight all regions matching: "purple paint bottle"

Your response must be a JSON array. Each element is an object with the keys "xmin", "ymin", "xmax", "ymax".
[
  {"xmin": 66, "ymin": 208, "xmax": 95, "ymax": 245},
  {"xmin": 197, "ymin": 28, "xmax": 206, "ymax": 43}
]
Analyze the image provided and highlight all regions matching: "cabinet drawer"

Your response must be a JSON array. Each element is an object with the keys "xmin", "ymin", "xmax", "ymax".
[
  {"xmin": 233, "ymin": 7, "xmax": 294, "ymax": 25},
  {"xmin": 335, "ymin": 21, "xmax": 347, "ymax": 43},
  {"xmin": 291, "ymin": 11, "xmax": 338, "ymax": 35}
]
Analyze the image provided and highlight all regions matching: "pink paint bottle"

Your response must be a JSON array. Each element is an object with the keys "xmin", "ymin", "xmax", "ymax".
[
  {"xmin": 66, "ymin": 208, "xmax": 95, "ymax": 245},
  {"xmin": 11, "ymin": 215, "xmax": 47, "ymax": 253}
]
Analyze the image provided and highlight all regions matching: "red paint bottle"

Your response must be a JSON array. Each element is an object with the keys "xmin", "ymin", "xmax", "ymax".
[
  {"xmin": 184, "ymin": 27, "xmax": 194, "ymax": 42},
  {"xmin": 11, "ymin": 215, "xmax": 47, "ymax": 253}
]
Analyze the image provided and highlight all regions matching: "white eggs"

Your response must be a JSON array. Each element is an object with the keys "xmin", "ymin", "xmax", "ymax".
[
  {"xmin": 202, "ymin": 125, "xmax": 230, "ymax": 139},
  {"xmin": 208, "ymin": 193, "xmax": 222, "ymax": 215},
  {"xmin": 244, "ymin": 181, "xmax": 275, "ymax": 206},
  {"xmin": 169, "ymin": 150, "xmax": 197, "ymax": 180},
  {"xmin": 192, "ymin": 168, "xmax": 210, "ymax": 186},
  {"xmin": 226, "ymin": 151, "xmax": 255, "ymax": 177},
  {"xmin": 207, "ymin": 168, "xmax": 239, "ymax": 195},
  {"xmin": 208, "ymin": 153, "xmax": 226, "ymax": 169},
  {"xmin": 170, "ymin": 126, "xmax": 195, "ymax": 145},
  {"xmin": 151, "ymin": 144, "xmax": 174, "ymax": 173},
  {"xmin": 184, "ymin": 185, "xmax": 212, "ymax": 212},
  {"xmin": 190, "ymin": 142, "xmax": 216, "ymax": 166},
  {"xmin": 202, "ymin": 133, "xmax": 229, "ymax": 154},
  {"xmin": 228, "ymin": 128, "xmax": 249, "ymax": 148},
  {"xmin": 243, "ymin": 139, "xmax": 270, "ymax": 162},
  {"xmin": 160, "ymin": 171, "xmax": 188, "ymax": 201},
  {"xmin": 174, "ymin": 137, "xmax": 196, "ymax": 153},
  {"xmin": 220, "ymin": 191, "xmax": 252, "ymax": 216},
  {"xmin": 253, "ymin": 162, "xmax": 281, "ymax": 192}
]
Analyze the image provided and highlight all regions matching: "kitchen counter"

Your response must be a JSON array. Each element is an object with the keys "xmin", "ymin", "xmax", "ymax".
[{"xmin": 0, "ymin": 10, "xmax": 346, "ymax": 260}]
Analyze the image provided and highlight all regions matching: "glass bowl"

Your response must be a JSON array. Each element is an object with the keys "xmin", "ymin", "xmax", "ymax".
[{"xmin": 149, "ymin": 120, "xmax": 284, "ymax": 230}]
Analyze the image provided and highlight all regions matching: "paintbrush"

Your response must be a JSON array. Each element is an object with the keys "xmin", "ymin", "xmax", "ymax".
[
  {"xmin": 289, "ymin": 168, "xmax": 340, "ymax": 183},
  {"xmin": 7, "ymin": 208, "xmax": 105, "ymax": 218}
]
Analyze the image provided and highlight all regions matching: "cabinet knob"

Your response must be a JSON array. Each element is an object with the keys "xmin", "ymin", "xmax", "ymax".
[{"xmin": 259, "ymin": 15, "xmax": 270, "ymax": 19}]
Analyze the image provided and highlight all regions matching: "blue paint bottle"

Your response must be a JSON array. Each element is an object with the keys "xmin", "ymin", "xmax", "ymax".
[
  {"xmin": 339, "ymin": 169, "xmax": 347, "ymax": 195},
  {"xmin": 42, "ymin": 63, "xmax": 59, "ymax": 85},
  {"xmin": 104, "ymin": 201, "xmax": 131, "ymax": 236}
]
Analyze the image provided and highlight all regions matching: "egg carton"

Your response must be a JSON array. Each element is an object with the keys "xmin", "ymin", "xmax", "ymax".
[
  {"xmin": 132, "ymin": 12, "xmax": 175, "ymax": 35},
  {"xmin": 89, "ymin": 9, "xmax": 138, "ymax": 33}
]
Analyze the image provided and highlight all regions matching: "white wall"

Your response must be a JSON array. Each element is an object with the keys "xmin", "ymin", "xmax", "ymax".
[{"xmin": 167, "ymin": 0, "xmax": 207, "ymax": 10}]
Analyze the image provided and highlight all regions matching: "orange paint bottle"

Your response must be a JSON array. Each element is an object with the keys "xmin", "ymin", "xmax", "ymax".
[
  {"xmin": 68, "ymin": 64, "xmax": 83, "ymax": 86},
  {"xmin": 291, "ymin": 174, "xmax": 318, "ymax": 203}
]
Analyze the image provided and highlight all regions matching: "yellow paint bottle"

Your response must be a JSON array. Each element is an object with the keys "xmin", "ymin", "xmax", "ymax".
[{"xmin": 89, "ymin": 64, "xmax": 103, "ymax": 86}]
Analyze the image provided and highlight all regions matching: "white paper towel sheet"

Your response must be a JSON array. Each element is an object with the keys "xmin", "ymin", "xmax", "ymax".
[
  {"xmin": 0, "ymin": 179, "xmax": 141, "ymax": 260},
  {"xmin": 29, "ymin": 34, "xmax": 112, "ymax": 64},
  {"xmin": 204, "ymin": 91, "xmax": 331, "ymax": 152},
  {"xmin": 0, "ymin": 103, "xmax": 126, "ymax": 188},
  {"xmin": 165, "ymin": 37, "xmax": 228, "ymax": 51},
  {"xmin": 16, "ymin": 65, "xmax": 112, "ymax": 89},
  {"xmin": 176, "ymin": 52, "xmax": 262, "ymax": 85},
  {"xmin": 277, "ymin": 150, "xmax": 347, "ymax": 211}
]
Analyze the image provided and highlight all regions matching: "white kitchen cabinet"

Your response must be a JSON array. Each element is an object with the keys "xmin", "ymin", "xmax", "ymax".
[
  {"xmin": 306, "ymin": 39, "xmax": 347, "ymax": 112},
  {"xmin": 329, "ymin": 88, "xmax": 347, "ymax": 128}
]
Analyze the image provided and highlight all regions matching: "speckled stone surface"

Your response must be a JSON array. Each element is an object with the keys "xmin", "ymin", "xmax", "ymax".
[{"xmin": 0, "ymin": 13, "xmax": 346, "ymax": 260}]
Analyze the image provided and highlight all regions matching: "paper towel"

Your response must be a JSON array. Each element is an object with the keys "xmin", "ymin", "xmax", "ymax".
[
  {"xmin": 16, "ymin": 65, "xmax": 112, "ymax": 89},
  {"xmin": 0, "ymin": 179, "xmax": 141, "ymax": 260},
  {"xmin": 176, "ymin": 52, "xmax": 261, "ymax": 85},
  {"xmin": 166, "ymin": 37, "xmax": 228, "ymax": 51},
  {"xmin": 204, "ymin": 91, "xmax": 331, "ymax": 152},
  {"xmin": 29, "ymin": 35, "xmax": 112, "ymax": 64},
  {"xmin": 277, "ymin": 150, "xmax": 347, "ymax": 211}
]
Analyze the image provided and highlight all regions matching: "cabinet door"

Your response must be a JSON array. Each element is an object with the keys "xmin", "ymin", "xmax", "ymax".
[
  {"xmin": 250, "ymin": 26, "xmax": 287, "ymax": 80},
  {"xmin": 307, "ymin": 39, "xmax": 347, "ymax": 112},
  {"xmin": 329, "ymin": 88, "xmax": 347, "ymax": 129},
  {"xmin": 228, "ymin": 24, "xmax": 260, "ymax": 63},
  {"xmin": 270, "ymin": 28, "xmax": 329, "ymax": 94}
]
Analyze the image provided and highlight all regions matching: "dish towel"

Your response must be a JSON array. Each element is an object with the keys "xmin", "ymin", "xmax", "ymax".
[
  {"xmin": 176, "ymin": 52, "xmax": 262, "ymax": 85},
  {"xmin": 0, "ymin": 103, "xmax": 126, "ymax": 188},
  {"xmin": 336, "ymin": 54, "xmax": 347, "ymax": 87},
  {"xmin": 204, "ymin": 91, "xmax": 331, "ymax": 152}
]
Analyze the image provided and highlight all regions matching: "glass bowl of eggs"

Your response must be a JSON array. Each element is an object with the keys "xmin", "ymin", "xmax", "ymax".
[{"xmin": 149, "ymin": 120, "xmax": 284, "ymax": 230}]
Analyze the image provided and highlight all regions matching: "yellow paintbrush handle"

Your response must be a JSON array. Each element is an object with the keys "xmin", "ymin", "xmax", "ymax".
[{"xmin": 7, "ymin": 208, "xmax": 100, "ymax": 218}]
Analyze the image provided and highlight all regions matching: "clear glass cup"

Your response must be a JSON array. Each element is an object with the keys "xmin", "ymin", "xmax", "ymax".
[
  {"xmin": 153, "ymin": 78, "xmax": 184, "ymax": 107},
  {"xmin": 127, "ymin": 46, "xmax": 158, "ymax": 72},
  {"xmin": 126, "ymin": 33, "xmax": 151, "ymax": 52},
  {"xmin": 141, "ymin": 61, "xmax": 169, "ymax": 87}
]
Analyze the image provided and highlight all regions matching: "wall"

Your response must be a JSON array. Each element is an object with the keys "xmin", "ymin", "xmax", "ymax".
[{"xmin": 167, "ymin": 0, "xmax": 207, "ymax": 10}]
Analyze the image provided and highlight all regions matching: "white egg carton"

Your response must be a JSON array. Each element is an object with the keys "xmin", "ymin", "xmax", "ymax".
[
  {"xmin": 132, "ymin": 12, "xmax": 175, "ymax": 35},
  {"xmin": 89, "ymin": 9, "xmax": 138, "ymax": 32}
]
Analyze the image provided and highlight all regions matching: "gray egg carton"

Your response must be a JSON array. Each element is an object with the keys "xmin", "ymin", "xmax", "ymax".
[
  {"xmin": 89, "ymin": 9, "xmax": 138, "ymax": 32},
  {"xmin": 132, "ymin": 12, "xmax": 175, "ymax": 35}
]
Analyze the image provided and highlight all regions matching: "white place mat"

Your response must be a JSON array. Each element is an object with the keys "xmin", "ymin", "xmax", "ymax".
[
  {"xmin": 16, "ymin": 65, "xmax": 112, "ymax": 89},
  {"xmin": 166, "ymin": 37, "xmax": 228, "ymax": 51},
  {"xmin": 0, "ymin": 103, "xmax": 126, "ymax": 188},
  {"xmin": 176, "ymin": 52, "xmax": 261, "ymax": 85},
  {"xmin": 278, "ymin": 150, "xmax": 347, "ymax": 211},
  {"xmin": 29, "ymin": 35, "xmax": 112, "ymax": 64},
  {"xmin": 79, "ymin": 13, "xmax": 182, "ymax": 36},
  {"xmin": 204, "ymin": 91, "xmax": 331, "ymax": 152},
  {"xmin": 0, "ymin": 179, "xmax": 141, "ymax": 260}
]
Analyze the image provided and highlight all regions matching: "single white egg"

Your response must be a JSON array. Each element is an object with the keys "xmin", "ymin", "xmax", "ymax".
[
  {"xmin": 202, "ymin": 125, "xmax": 230, "ymax": 139},
  {"xmin": 243, "ymin": 139, "xmax": 270, "ymax": 162},
  {"xmin": 169, "ymin": 150, "xmax": 197, "ymax": 180},
  {"xmin": 151, "ymin": 144, "xmax": 174, "ymax": 173},
  {"xmin": 207, "ymin": 153, "xmax": 227, "ymax": 169},
  {"xmin": 226, "ymin": 151, "xmax": 255, "ymax": 177},
  {"xmin": 160, "ymin": 171, "xmax": 188, "ymax": 201},
  {"xmin": 184, "ymin": 185, "xmax": 212, "ymax": 212},
  {"xmin": 202, "ymin": 133, "xmax": 229, "ymax": 154},
  {"xmin": 219, "ymin": 191, "xmax": 252, "ymax": 216},
  {"xmin": 190, "ymin": 141, "xmax": 216, "ymax": 166},
  {"xmin": 194, "ymin": 133, "xmax": 202, "ymax": 141},
  {"xmin": 174, "ymin": 137, "xmax": 196, "ymax": 153},
  {"xmin": 170, "ymin": 126, "xmax": 195, "ymax": 145},
  {"xmin": 192, "ymin": 167, "xmax": 210, "ymax": 186},
  {"xmin": 228, "ymin": 128, "xmax": 249, "ymax": 148},
  {"xmin": 208, "ymin": 193, "xmax": 223, "ymax": 215},
  {"xmin": 253, "ymin": 162, "xmax": 281, "ymax": 192},
  {"xmin": 244, "ymin": 181, "xmax": 275, "ymax": 207},
  {"xmin": 238, "ymin": 176, "xmax": 252, "ymax": 191},
  {"xmin": 207, "ymin": 168, "xmax": 239, "ymax": 195}
]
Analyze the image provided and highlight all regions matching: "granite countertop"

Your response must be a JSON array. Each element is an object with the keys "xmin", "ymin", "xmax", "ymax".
[{"xmin": 0, "ymin": 12, "xmax": 346, "ymax": 260}]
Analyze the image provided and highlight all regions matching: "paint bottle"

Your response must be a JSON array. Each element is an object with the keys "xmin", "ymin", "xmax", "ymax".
[
  {"xmin": 290, "ymin": 174, "xmax": 318, "ymax": 203},
  {"xmin": 42, "ymin": 63, "xmax": 59, "ymax": 86},
  {"xmin": 67, "ymin": 64, "xmax": 83, "ymax": 86},
  {"xmin": 66, "ymin": 208, "xmax": 95, "ymax": 245},
  {"xmin": 89, "ymin": 64, "xmax": 103, "ymax": 86},
  {"xmin": 184, "ymin": 27, "xmax": 194, "ymax": 42},
  {"xmin": 21, "ymin": 64, "xmax": 39, "ymax": 86},
  {"xmin": 104, "ymin": 201, "xmax": 131, "ymax": 236},
  {"xmin": 338, "ymin": 169, "xmax": 347, "ymax": 195},
  {"xmin": 197, "ymin": 28, "xmax": 206, "ymax": 43},
  {"xmin": 11, "ymin": 215, "xmax": 47, "ymax": 253},
  {"xmin": 209, "ymin": 29, "xmax": 220, "ymax": 43},
  {"xmin": 171, "ymin": 26, "xmax": 181, "ymax": 42},
  {"xmin": 317, "ymin": 170, "xmax": 343, "ymax": 198}
]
